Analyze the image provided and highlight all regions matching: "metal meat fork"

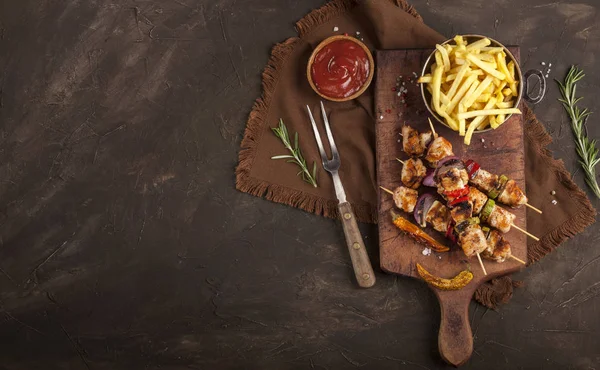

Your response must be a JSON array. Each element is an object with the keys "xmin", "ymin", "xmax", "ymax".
[{"xmin": 306, "ymin": 102, "xmax": 375, "ymax": 288}]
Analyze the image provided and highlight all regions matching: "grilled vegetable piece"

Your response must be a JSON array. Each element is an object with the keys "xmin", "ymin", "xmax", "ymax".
[
  {"xmin": 416, "ymin": 263, "xmax": 473, "ymax": 290},
  {"xmin": 498, "ymin": 179, "xmax": 528, "ymax": 207},
  {"xmin": 425, "ymin": 136, "xmax": 454, "ymax": 167},
  {"xmin": 391, "ymin": 211, "xmax": 450, "ymax": 252},
  {"xmin": 481, "ymin": 229, "xmax": 512, "ymax": 262},
  {"xmin": 392, "ymin": 186, "xmax": 419, "ymax": 213},
  {"xmin": 414, "ymin": 193, "xmax": 436, "ymax": 227},
  {"xmin": 401, "ymin": 158, "xmax": 428, "ymax": 189},
  {"xmin": 480, "ymin": 199, "xmax": 495, "ymax": 223}
]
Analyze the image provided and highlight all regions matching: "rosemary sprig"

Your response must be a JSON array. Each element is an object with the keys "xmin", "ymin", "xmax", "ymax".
[
  {"xmin": 556, "ymin": 66, "xmax": 600, "ymax": 199},
  {"xmin": 271, "ymin": 119, "xmax": 318, "ymax": 188}
]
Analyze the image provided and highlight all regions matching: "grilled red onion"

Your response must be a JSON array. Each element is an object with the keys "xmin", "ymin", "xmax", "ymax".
[
  {"xmin": 414, "ymin": 193, "xmax": 436, "ymax": 227},
  {"xmin": 423, "ymin": 168, "xmax": 436, "ymax": 187}
]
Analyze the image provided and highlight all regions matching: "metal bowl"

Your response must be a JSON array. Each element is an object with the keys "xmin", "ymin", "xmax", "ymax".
[{"xmin": 420, "ymin": 35, "xmax": 523, "ymax": 134}]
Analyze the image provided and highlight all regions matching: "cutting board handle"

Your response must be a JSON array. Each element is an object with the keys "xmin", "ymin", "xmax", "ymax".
[{"xmin": 437, "ymin": 291, "xmax": 473, "ymax": 367}]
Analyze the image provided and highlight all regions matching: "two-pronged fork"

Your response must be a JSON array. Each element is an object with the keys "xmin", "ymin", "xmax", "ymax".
[{"xmin": 306, "ymin": 102, "xmax": 376, "ymax": 288}]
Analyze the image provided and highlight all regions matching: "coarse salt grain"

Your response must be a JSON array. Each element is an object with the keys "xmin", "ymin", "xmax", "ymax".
[
  {"xmin": 549, "ymin": 63, "xmax": 552, "ymax": 67},
  {"xmin": 356, "ymin": 31, "xmax": 361, "ymax": 35},
  {"xmin": 481, "ymin": 138, "xmax": 485, "ymax": 143},
  {"xmin": 422, "ymin": 248, "xmax": 432, "ymax": 256},
  {"xmin": 379, "ymin": 115, "xmax": 384, "ymax": 120},
  {"xmin": 552, "ymin": 200, "xmax": 558, "ymax": 205},
  {"xmin": 541, "ymin": 62, "xmax": 546, "ymax": 66},
  {"xmin": 333, "ymin": 26, "xmax": 339, "ymax": 32},
  {"xmin": 551, "ymin": 190, "xmax": 556, "ymax": 195}
]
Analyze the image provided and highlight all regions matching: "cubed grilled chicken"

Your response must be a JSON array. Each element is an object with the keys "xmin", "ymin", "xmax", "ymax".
[
  {"xmin": 401, "ymin": 158, "xmax": 427, "ymax": 189},
  {"xmin": 469, "ymin": 187, "xmax": 488, "ymax": 215},
  {"xmin": 498, "ymin": 179, "xmax": 528, "ymax": 207},
  {"xmin": 402, "ymin": 126, "xmax": 426, "ymax": 157},
  {"xmin": 425, "ymin": 136, "xmax": 454, "ymax": 166},
  {"xmin": 471, "ymin": 168, "xmax": 498, "ymax": 194},
  {"xmin": 487, "ymin": 204, "xmax": 516, "ymax": 233},
  {"xmin": 457, "ymin": 224, "xmax": 488, "ymax": 257},
  {"xmin": 439, "ymin": 167, "xmax": 468, "ymax": 192},
  {"xmin": 392, "ymin": 186, "xmax": 418, "ymax": 213},
  {"xmin": 420, "ymin": 131, "xmax": 433, "ymax": 151},
  {"xmin": 450, "ymin": 200, "xmax": 473, "ymax": 223},
  {"xmin": 425, "ymin": 200, "xmax": 451, "ymax": 233},
  {"xmin": 482, "ymin": 230, "xmax": 512, "ymax": 262}
]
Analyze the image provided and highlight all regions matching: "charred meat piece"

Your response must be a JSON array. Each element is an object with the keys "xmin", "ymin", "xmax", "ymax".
[
  {"xmin": 439, "ymin": 167, "xmax": 469, "ymax": 192},
  {"xmin": 457, "ymin": 223, "xmax": 488, "ymax": 257},
  {"xmin": 471, "ymin": 168, "xmax": 499, "ymax": 194},
  {"xmin": 487, "ymin": 204, "xmax": 516, "ymax": 233},
  {"xmin": 468, "ymin": 187, "xmax": 488, "ymax": 215},
  {"xmin": 450, "ymin": 201, "xmax": 473, "ymax": 223},
  {"xmin": 401, "ymin": 158, "xmax": 428, "ymax": 189},
  {"xmin": 482, "ymin": 230, "xmax": 512, "ymax": 262},
  {"xmin": 420, "ymin": 131, "xmax": 434, "ymax": 151},
  {"xmin": 392, "ymin": 186, "xmax": 419, "ymax": 213},
  {"xmin": 425, "ymin": 136, "xmax": 454, "ymax": 167},
  {"xmin": 402, "ymin": 126, "xmax": 426, "ymax": 157},
  {"xmin": 425, "ymin": 200, "xmax": 451, "ymax": 233},
  {"xmin": 498, "ymin": 179, "xmax": 528, "ymax": 207}
]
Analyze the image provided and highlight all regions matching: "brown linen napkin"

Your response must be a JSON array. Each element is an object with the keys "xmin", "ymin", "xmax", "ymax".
[{"xmin": 236, "ymin": 0, "xmax": 596, "ymax": 308}]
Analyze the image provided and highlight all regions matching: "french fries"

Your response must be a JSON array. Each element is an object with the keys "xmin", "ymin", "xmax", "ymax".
[{"xmin": 419, "ymin": 36, "xmax": 522, "ymax": 145}]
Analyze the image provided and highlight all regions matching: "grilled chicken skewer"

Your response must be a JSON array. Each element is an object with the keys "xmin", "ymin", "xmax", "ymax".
[
  {"xmin": 381, "ymin": 186, "xmax": 524, "ymax": 266},
  {"xmin": 439, "ymin": 185, "xmax": 527, "ymax": 264},
  {"xmin": 439, "ymin": 185, "xmax": 515, "ymax": 234},
  {"xmin": 381, "ymin": 186, "xmax": 488, "ymax": 274},
  {"xmin": 404, "ymin": 123, "xmax": 542, "ymax": 214},
  {"xmin": 465, "ymin": 160, "xmax": 541, "ymax": 213},
  {"xmin": 400, "ymin": 126, "xmax": 540, "ymax": 240}
]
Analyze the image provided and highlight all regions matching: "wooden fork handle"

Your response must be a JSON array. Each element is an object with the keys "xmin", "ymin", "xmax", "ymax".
[{"xmin": 338, "ymin": 202, "xmax": 376, "ymax": 288}]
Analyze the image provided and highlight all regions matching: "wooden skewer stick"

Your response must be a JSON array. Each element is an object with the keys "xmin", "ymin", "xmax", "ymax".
[
  {"xmin": 476, "ymin": 253, "xmax": 487, "ymax": 275},
  {"xmin": 509, "ymin": 255, "xmax": 527, "ymax": 265},
  {"xmin": 511, "ymin": 223, "xmax": 540, "ymax": 241},
  {"xmin": 380, "ymin": 186, "xmax": 394, "ymax": 195},
  {"xmin": 396, "ymin": 158, "xmax": 406, "ymax": 165},
  {"xmin": 428, "ymin": 117, "xmax": 438, "ymax": 138},
  {"xmin": 525, "ymin": 203, "xmax": 543, "ymax": 214}
]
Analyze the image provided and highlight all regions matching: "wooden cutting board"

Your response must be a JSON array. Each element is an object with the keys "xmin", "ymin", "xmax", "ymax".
[{"xmin": 375, "ymin": 48, "xmax": 527, "ymax": 367}]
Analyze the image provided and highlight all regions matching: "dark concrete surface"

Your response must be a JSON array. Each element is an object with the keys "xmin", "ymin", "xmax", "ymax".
[{"xmin": 0, "ymin": 0, "xmax": 599, "ymax": 369}]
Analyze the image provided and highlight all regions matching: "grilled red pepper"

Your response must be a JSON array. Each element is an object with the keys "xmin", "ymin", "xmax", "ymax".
[
  {"xmin": 445, "ymin": 220, "xmax": 457, "ymax": 243},
  {"xmin": 465, "ymin": 159, "xmax": 480, "ymax": 180},
  {"xmin": 449, "ymin": 195, "xmax": 469, "ymax": 207},
  {"xmin": 445, "ymin": 186, "xmax": 470, "ymax": 199}
]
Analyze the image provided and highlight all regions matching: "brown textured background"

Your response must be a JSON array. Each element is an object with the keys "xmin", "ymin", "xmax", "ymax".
[{"xmin": 1, "ymin": 0, "xmax": 600, "ymax": 369}]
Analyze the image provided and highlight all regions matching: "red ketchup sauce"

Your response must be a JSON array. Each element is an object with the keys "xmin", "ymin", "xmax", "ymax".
[{"xmin": 311, "ymin": 39, "xmax": 370, "ymax": 99}]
